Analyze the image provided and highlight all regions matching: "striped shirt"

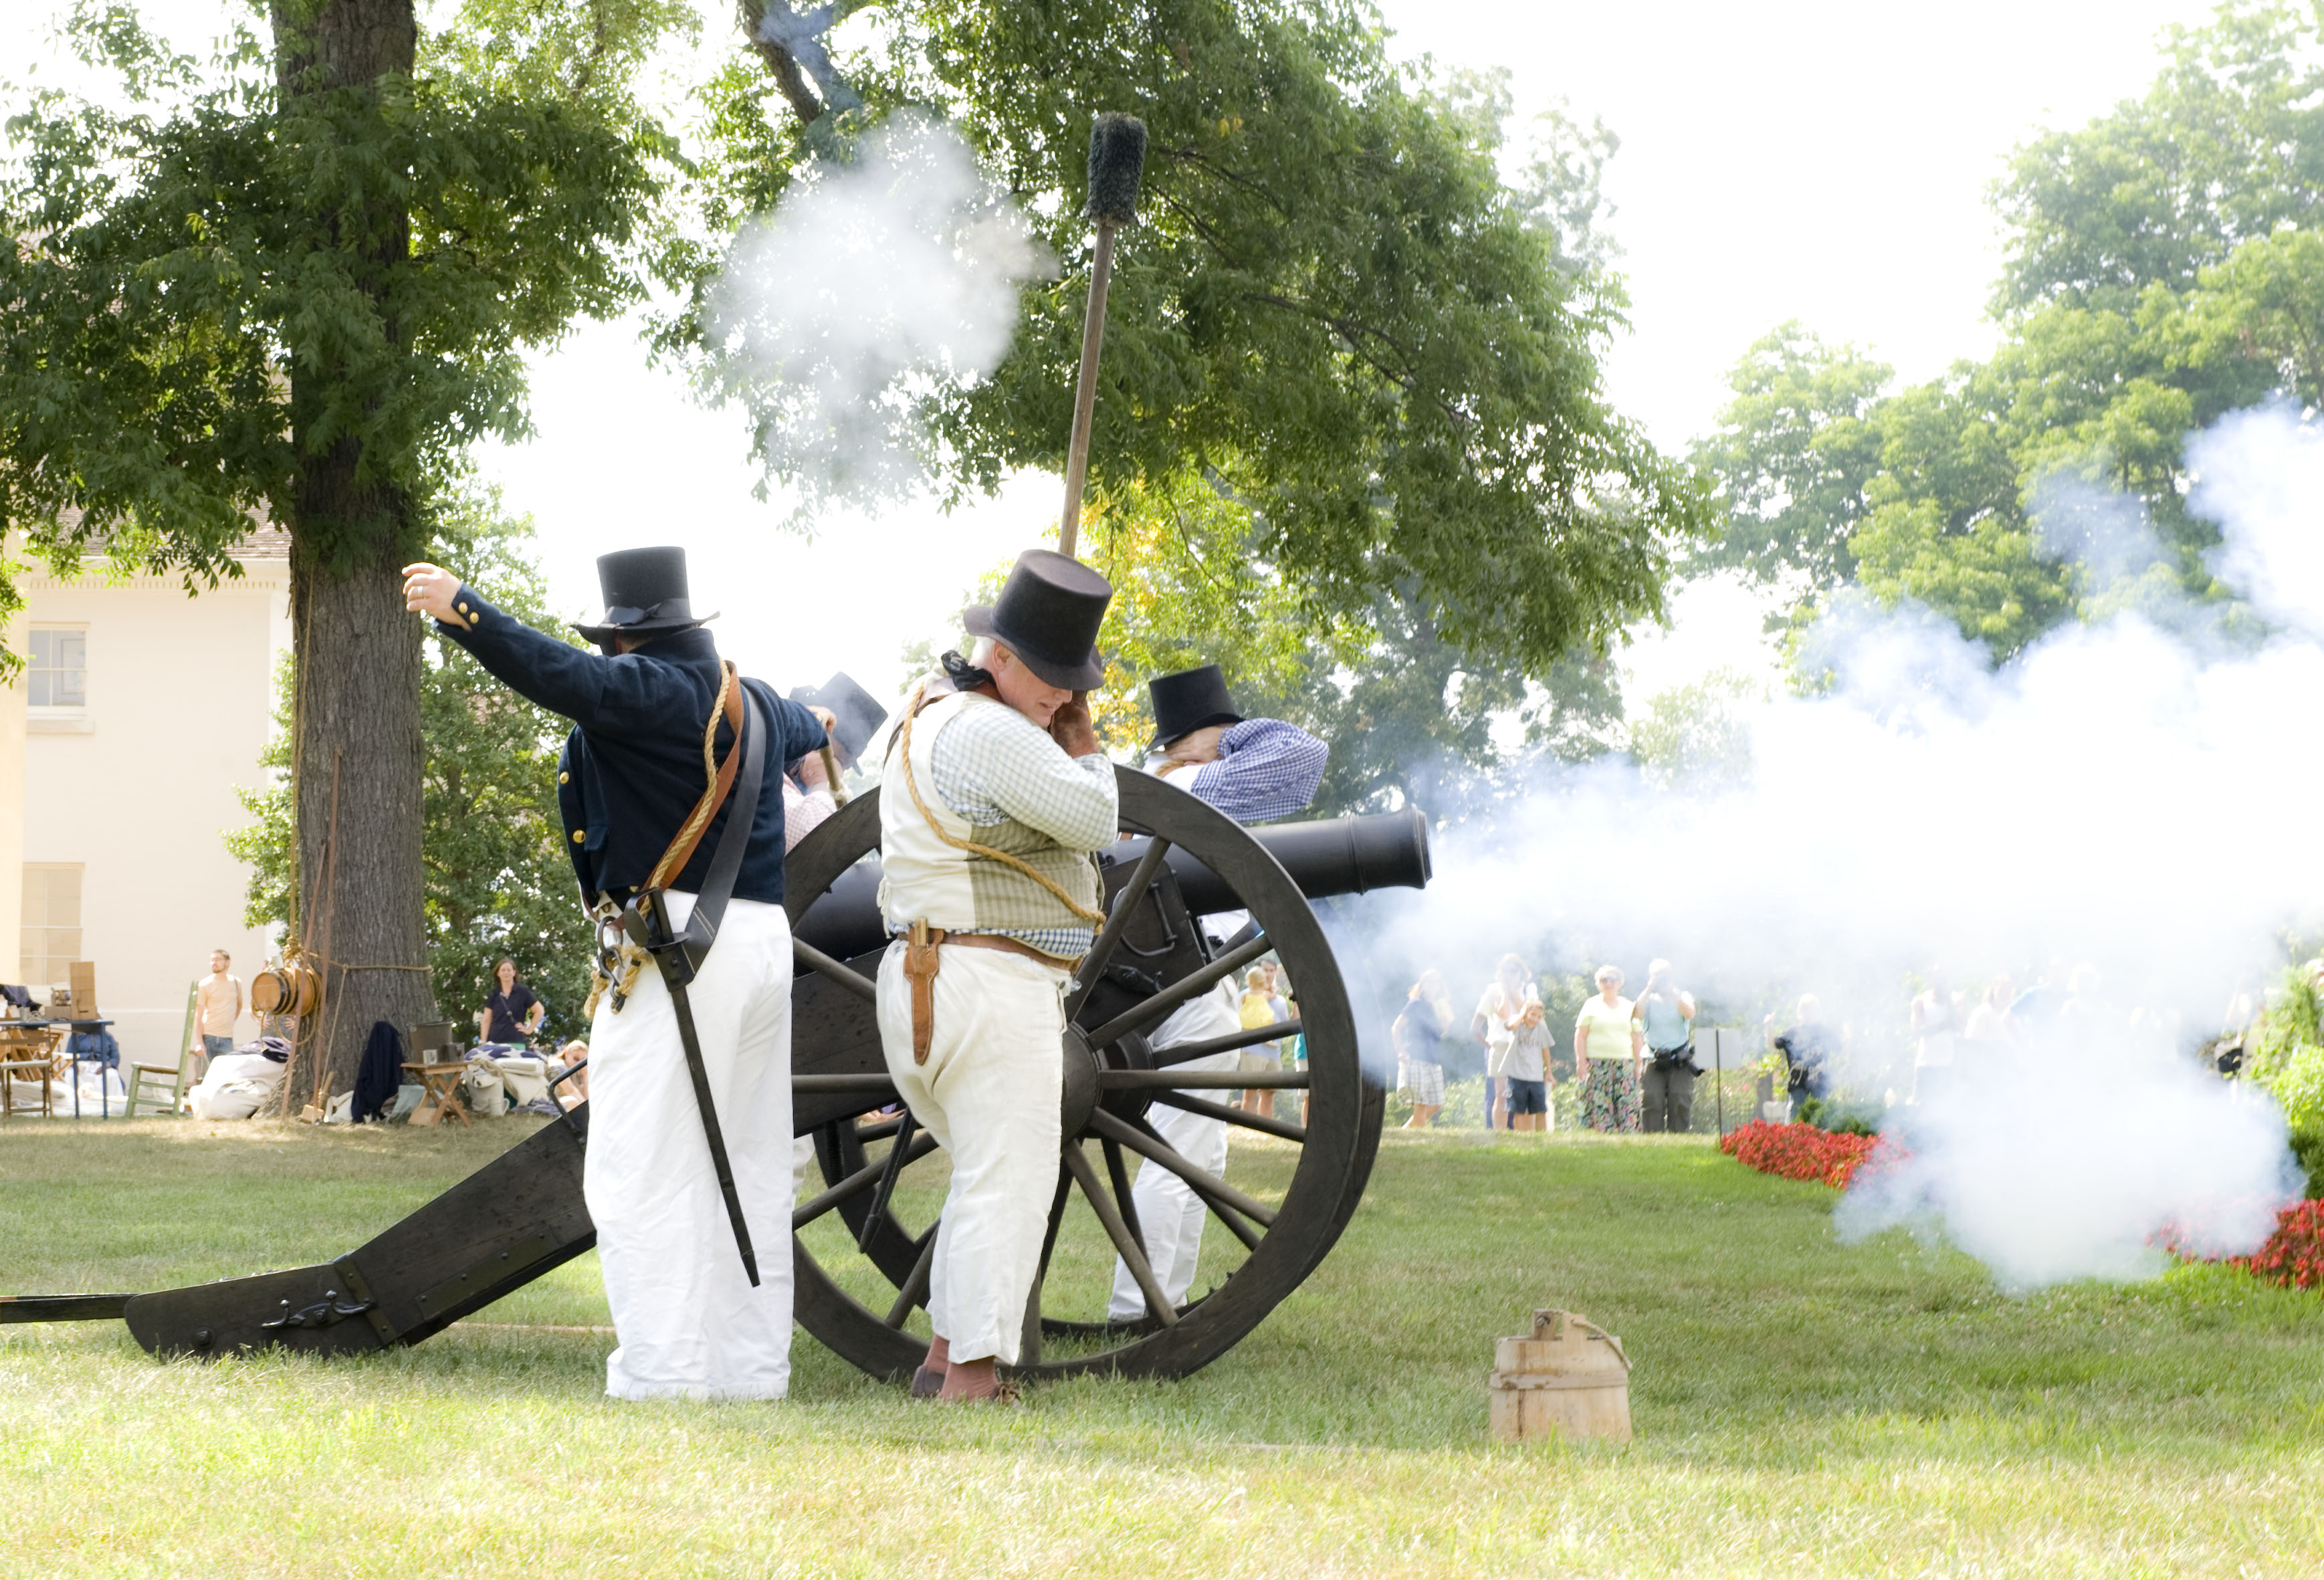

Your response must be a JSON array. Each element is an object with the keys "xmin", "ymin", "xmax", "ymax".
[{"xmin": 1175, "ymin": 719, "xmax": 1328, "ymax": 824}]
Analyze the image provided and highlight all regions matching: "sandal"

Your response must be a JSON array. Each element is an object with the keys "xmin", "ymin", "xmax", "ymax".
[{"xmin": 909, "ymin": 1365, "xmax": 944, "ymax": 1399}]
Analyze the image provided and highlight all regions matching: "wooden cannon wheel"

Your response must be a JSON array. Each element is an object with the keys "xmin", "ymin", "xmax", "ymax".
[{"xmin": 782, "ymin": 766, "xmax": 1384, "ymax": 1382}]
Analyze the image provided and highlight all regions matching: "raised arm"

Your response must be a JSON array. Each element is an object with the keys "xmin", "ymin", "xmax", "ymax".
[
  {"xmin": 930, "ymin": 702, "xmax": 1118, "ymax": 851},
  {"xmin": 405, "ymin": 564, "xmax": 657, "ymax": 733}
]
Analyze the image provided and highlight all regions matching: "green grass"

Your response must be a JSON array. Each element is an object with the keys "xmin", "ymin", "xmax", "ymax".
[{"xmin": 5, "ymin": 1117, "xmax": 2323, "ymax": 1576}]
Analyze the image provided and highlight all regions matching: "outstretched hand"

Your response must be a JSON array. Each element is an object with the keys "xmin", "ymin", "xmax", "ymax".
[
  {"xmin": 1050, "ymin": 691, "xmax": 1098, "ymax": 758},
  {"xmin": 401, "ymin": 563, "xmax": 462, "ymax": 623}
]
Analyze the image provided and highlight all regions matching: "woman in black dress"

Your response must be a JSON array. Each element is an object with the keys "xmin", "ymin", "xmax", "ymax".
[{"xmin": 482, "ymin": 958, "xmax": 544, "ymax": 1046}]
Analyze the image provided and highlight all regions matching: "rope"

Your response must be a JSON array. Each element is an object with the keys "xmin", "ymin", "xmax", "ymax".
[
  {"xmin": 896, "ymin": 704, "xmax": 1107, "ymax": 925},
  {"xmin": 646, "ymin": 661, "xmax": 737, "ymax": 892}
]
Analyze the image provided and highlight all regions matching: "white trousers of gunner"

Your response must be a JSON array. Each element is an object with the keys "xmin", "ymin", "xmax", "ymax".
[
  {"xmin": 1108, "ymin": 981, "xmax": 1241, "ymax": 1321},
  {"xmin": 583, "ymin": 893, "xmax": 795, "ymax": 1400},
  {"xmin": 877, "ymin": 943, "xmax": 1065, "ymax": 1366}
]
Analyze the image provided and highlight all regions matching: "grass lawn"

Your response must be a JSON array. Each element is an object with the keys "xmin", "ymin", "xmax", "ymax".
[{"xmin": 4, "ymin": 1116, "xmax": 2322, "ymax": 1577}]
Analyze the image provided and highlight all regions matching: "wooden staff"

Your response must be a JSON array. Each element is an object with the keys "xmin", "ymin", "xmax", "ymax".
[{"xmin": 1059, "ymin": 112, "xmax": 1148, "ymax": 559}]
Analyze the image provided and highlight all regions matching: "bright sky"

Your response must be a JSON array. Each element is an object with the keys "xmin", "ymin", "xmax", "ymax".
[{"xmin": 4, "ymin": 0, "xmax": 2222, "ymax": 717}]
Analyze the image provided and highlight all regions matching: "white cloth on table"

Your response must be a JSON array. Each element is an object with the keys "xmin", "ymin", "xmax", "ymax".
[
  {"xmin": 1108, "ymin": 977, "xmax": 1243, "ymax": 1321},
  {"xmin": 877, "ymin": 941, "xmax": 1065, "ymax": 1366},
  {"xmin": 584, "ymin": 892, "xmax": 796, "ymax": 1401}
]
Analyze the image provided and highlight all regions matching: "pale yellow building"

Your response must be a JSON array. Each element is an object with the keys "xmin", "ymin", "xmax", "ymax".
[{"xmin": 0, "ymin": 537, "xmax": 292, "ymax": 1068}]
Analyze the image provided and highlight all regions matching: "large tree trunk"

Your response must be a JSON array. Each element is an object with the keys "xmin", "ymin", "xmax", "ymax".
[{"xmin": 273, "ymin": 0, "xmax": 436, "ymax": 1105}]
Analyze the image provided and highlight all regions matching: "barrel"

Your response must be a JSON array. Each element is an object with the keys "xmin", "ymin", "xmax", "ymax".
[
  {"xmin": 251, "ymin": 957, "xmax": 322, "ymax": 1019},
  {"xmin": 791, "ymin": 805, "xmax": 1433, "ymax": 965},
  {"xmin": 1488, "ymin": 1307, "xmax": 1632, "ymax": 1443}
]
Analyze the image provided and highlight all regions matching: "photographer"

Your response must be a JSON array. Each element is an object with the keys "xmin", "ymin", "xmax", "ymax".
[{"xmin": 1632, "ymin": 958, "xmax": 1700, "ymax": 1134}]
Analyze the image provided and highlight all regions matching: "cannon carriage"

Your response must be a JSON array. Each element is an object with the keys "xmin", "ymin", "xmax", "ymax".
[{"xmin": 12, "ymin": 769, "xmax": 1431, "ymax": 1381}]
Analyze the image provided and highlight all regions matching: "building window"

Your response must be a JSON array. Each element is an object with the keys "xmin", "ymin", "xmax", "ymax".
[
  {"xmin": 21, "ymin": 864, "xmax": 83, "ymax": 992},
  {"xmin": 29, "ymin": 627, "xmax": 87, "ymax": 711}
]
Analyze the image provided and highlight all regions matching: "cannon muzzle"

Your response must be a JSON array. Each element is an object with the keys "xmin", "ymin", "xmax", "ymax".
[{"xmin": 792, "ymin": 804, "xmax": 1430, "ymax": 963}]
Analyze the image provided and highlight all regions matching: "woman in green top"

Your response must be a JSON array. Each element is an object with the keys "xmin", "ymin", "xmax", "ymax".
[{"xmin": 1573, "ymin": 964, "xmax": 1643, "ymax": 1133}]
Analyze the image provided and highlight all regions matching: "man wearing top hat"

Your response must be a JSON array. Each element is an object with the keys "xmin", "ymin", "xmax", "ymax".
[
  {"xmin": 401, "ymin": 548, "xmax": 827, "ymax": 1402},
  {"xmin": 1107, "ymin": 664, "xmax": 1327, "ymax": 1324},
  {"xmin": 781, "ymin": 671, "xmax": 888, "ymax": 851},
  {"xmin": 877, "ymin": 549, "xmax": 1116, "ymax": 1403}
]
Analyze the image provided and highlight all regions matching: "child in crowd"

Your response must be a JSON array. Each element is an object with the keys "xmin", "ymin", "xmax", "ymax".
[{"xmin": 1502, "ymin": 987, "xmax": 1555, "ymax": 1132}]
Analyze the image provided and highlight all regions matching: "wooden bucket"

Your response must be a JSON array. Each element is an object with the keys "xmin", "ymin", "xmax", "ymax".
[
  {"xmin": 1489, "ymin": 1307, "xmax": 1632, "ymax": 1444},
  {"xmin": 252, "ymin": 957, "xmax": 322, "ymax": 1019}
]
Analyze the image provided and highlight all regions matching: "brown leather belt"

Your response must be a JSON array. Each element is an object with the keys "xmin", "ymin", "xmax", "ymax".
[{"xmin": 899, "ymin": 923, "xmax": 1077, "ymax": 1065}]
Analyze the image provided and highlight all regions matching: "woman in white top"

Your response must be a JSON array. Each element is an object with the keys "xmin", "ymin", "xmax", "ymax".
[
  {"xmin": 1574, "ymin": 964, "xmax": 1643, "ymax": 1133},
  {"xmin": 1471, "ymin": 953, "xmax": 1530, "ymax": 1131}
]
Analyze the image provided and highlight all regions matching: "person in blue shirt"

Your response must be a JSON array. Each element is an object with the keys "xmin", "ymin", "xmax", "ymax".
[
  {"xmin": 403, "ymin": 546, "xmax": 825, "ymax": 1404},
  {"xmin": 1107, "ymin": 664, "xmax": 1328, "ymax": 1324}
]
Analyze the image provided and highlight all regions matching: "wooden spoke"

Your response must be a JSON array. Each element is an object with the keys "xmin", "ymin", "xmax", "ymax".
[
  {"xmin": 858, "ymin": 1109, "xmax": 920, "ymax": 1254},
  {"xmin": 1097, "ymin": 1068, "xmax": 1309, "ymax": 1091},
  {"xmin": 1101, "ymin": 1136, "xmax": 1145, "ymax": 1254},
  {"xmin": 1087, "ymin": 1107, "xmax": 1278, "ymax": 1230},
  {"xmin": 1150, "ymin": 1088, "xmax": 1308, "ymax": 1143},
  {"xmin": 883, "ymin": 1224, "xmax": 938, "ymax": 1330},
  {"xmin": 1065, "ymin": 836, "xmax": 1173, "ymax": 1018},
  {"xmin": 853, "ymin": 1113, "xmax": 905, "ymax": 1143},
  {"xmin": 793, "ymin": 937, "xmax": 879, "ymax": 1002},
  {"xmin": 1082, "ymin": 933, "xmax": 1274, "ymax": 1050},
  {"xmin": 1063, "ymin": 1141, "xmax": 1176, "ymax": 1329},
  {"xmin": 792, "ymin": 1132, "xmax": 936, "ymax": 1230},
  {"xmin": 1018, "ymin": 1165, "xmax": 1073, "ymax": 1366},
  {"xmin": 1152, "ymin": 1018, "xmax": 1302, "ymax": 1068},
  {"xmin": 795, "ymin": 1073, "xmax": 898, "ymax": 1094}
]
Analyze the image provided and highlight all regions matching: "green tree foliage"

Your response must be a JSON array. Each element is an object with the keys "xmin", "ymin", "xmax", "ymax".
[
  {"xmin": 1, "ymin": 0, "xmax": 685, "ymax": 1089},
  {"xmin": 1693, "ymin": 1, "xmax": 2324, "ymax": 665},
  {"xmin": 1628, "ymin": 667, "xmax": 1759, "ymax": 793},
  {"xmin": 228, "ymin": 493, "xmax": 594, "ymax": 1035},
  {"xmin": 683, "ymin": 10, "xmax": 1707, "ymax": 682}
]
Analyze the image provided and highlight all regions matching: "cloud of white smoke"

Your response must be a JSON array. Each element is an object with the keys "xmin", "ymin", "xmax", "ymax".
[
  {"xmin": 1346, "ymin": 401, "xmax": 2324, "ymax": 1288},
  {"xmin": 700, "ymin": 112, "xmax": 1049, "ymax": 515}
]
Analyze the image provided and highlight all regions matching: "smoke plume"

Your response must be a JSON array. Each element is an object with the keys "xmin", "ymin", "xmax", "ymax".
[
  {"xmin": 1348, "ymin": 401, "xmax": 2324, "ymax": 1288},
  {"xmin": 700, "ymin": 112, "xmax": 1048, "ymax": 514}
]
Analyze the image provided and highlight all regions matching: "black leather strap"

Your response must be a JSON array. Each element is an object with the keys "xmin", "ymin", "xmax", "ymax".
[{"xmin": 621, "ymin": 689, "xmax": 772, "ymax": 1286}]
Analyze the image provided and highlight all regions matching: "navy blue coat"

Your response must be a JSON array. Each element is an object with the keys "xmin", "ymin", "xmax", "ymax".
[{"xmin": 433, "ymin": 586, "xmax": 826, "ymax": 907}]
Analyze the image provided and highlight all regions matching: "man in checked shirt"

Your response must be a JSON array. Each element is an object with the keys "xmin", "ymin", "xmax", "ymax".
[
  {"xmin": 1107, "ymin": 663, "xmax": 1328, "ymax": 1324},
  {"xmin": 876, "ymin": 550, "xmax": 1117, "ymax": 1403}
]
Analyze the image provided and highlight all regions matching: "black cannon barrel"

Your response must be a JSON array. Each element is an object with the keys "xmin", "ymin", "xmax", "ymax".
[{"xmin": 791, "ymin": 806, "xmax": 1431, "ymax": 964}]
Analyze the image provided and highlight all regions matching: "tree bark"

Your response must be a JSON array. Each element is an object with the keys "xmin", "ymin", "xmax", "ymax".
[{"xmin": 272, "ymin": 0, "xmax": 437, "ymax": 1105}]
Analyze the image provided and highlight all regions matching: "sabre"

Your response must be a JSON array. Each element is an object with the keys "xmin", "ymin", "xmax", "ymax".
[{"xmin": 1057, "ymin": 112, "xmax": 1148, "ymax": 559}]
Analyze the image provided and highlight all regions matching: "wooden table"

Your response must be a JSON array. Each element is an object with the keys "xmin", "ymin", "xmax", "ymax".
[{"xmin": 403, "ymin": 1061, "xmax": 472, "ymax": 1129}]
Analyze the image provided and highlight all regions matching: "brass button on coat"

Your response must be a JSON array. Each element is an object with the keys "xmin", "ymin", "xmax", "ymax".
[
  {"xmin": 558, "ymin": 772, "xmax": 570, "ymax": 784},
  {"xmin": 571, "ymin": 829, "xmax": 586, "ymax": 843}
]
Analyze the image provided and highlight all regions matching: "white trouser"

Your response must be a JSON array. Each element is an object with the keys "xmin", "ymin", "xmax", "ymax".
[
  {"xmin": 584, "ymin": 894, "xmax": 795, "ymax": 1401},
  {"xmin": 1109, "ymin": 984, "xmax": 1241, "ymax": 1322},
  {"xmin": 877, "ymin": 942, "xmax": 1065, "ymax": 1365}
]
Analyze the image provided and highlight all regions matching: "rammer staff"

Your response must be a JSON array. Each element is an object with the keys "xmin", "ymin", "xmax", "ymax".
[{"xmin": 1058, "ymin": 112, "xmax": 1148, "ymax": 559}]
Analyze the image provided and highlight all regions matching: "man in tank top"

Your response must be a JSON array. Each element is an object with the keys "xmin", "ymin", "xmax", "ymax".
[{"xmin": 1632, "ymin": 959, "xmax": 1700, "ymax": 1133}]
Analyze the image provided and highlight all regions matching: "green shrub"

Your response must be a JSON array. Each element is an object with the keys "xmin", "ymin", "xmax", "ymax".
[
  {"xmin": 2291, "ymin": 1125, "xmax": 2324, "ymax": 1201},
  {"xmin": 2264, "ymin": 1041, "xmax": 2324, "ymax": 1133}
]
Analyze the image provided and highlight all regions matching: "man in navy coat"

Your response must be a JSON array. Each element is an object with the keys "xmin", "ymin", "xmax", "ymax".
[{"xmin": 403, "ymin": 547, "xmax": 824, "ymax": 1401}]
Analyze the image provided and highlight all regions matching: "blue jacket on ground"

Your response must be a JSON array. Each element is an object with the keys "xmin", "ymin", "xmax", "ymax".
[{"xmin": 431, "ymin": 586, "xmax": 826, "ymax": 907}]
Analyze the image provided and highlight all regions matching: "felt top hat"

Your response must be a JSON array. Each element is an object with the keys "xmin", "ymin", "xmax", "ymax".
[
  {"xmin": 572, "ymin": 547, "xmax": 718, "ymax": 647},
  {"xmin": 962, "ymin": 550, "xmax": 1112, "ymax": 691},
  {"xmin": 1148, "ymin": 663, "xmax": 1243, "ymax": 750},
  {"xmin": 791, "ymin": 671, "xmax": 889, "ymax": 762}
]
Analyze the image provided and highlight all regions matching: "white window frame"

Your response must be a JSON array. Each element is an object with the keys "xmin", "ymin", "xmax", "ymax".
[
  {"xmin": 26, "ymin": 624, "xmax": 91, "ymax": 733},
  {"xmin": 20, "ymin": 863, "xmax": 84, "ymax": 993}
]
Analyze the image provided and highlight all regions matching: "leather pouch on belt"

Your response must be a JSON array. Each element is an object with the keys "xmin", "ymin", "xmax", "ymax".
[{"xmin": 904, "ymin": 921, "xmax": 944, "ymax": 1065}]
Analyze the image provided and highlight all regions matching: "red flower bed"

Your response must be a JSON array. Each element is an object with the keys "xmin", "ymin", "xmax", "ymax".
[
  {"xmin": 1719, "ymin": 1119, "xmax": 1883, "ymax": 1189},
  {"xmin": 2219, "ymin": 1200, "xmax": 2324, "ymax": 1290}
]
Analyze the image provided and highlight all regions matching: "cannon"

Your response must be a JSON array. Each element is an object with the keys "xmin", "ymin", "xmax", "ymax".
[{"xmin": 5, "ymin": 770, "xmax": 1431, "ymax": 1382}]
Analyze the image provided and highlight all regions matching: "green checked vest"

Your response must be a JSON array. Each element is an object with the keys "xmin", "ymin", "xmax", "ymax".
[{"xmin": 876, "ymin": 690, "xmax": 1103, "ymax": 955}]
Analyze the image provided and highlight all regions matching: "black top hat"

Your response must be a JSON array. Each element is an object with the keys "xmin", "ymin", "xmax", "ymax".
[
  {"xmin": 791, "ymin": 671, "xmax": 889, "ymax": 762},
  {"xmin": 1148, "ymin": 663, "xmax": 1243, "ymax": 750},
  {"xmin": 962, "ymin": 550, "xmax": 1112, "ymax": 691},
  {"xmin": 572, "ymin": 547, "xmax": 719, "ymax": 647}
]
